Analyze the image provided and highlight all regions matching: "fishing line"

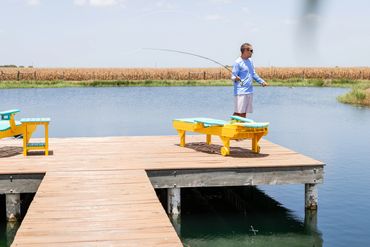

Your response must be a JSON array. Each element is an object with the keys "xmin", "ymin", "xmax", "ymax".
[{"xmin": 143, "ymin": 48, "xmax": 247, "ymax": 84}]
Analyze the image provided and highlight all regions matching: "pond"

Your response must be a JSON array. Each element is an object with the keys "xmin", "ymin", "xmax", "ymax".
[{"xmin": 0, "ymin": 86, "xmax": 369, "ymax": 246}]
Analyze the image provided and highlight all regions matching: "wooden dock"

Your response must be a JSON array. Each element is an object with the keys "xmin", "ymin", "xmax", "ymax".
[{"xmin": 0, "ymin": 135, "xmax": 324, "ymax": 246}]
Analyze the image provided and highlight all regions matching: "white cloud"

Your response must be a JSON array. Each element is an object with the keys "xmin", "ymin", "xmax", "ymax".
[
  {"xmin": 26, "ymin": 0, "xmax": 40, "ymax": 6},
  {"xmin": 251, "ymin": 26, "xmax": 260, "ymax": 33},
  {"xmin": 208, "ymin": 0, "xmax": 232, "ymax": 4},
  {"xmin": 73, "ymin": 0, "xmax": 125, "ymax": 7},
  {"xmin": 155, "ymin": 0, "xmax": 175, "ymax": 10},
  {"xmin": 242, "ymin": 21, "xmax": 260, "ymax": 33},
  {"xmin": 90, "ymin": 0, "xmax": 118, "ymax": 7},
  {"xmin": 283, "ymin": 18, "xmax": 298, "ymax": 25},
  {"xmin": 204, "ymin": 14, "xmax": 223, "ymax": 21},
  {"xmin": 241, "ymin": 7, "xmax": 250, "ymax": 14},
  {"xmin": 74, "ymin": 0, "xmax": 86, "ymax": 6}
]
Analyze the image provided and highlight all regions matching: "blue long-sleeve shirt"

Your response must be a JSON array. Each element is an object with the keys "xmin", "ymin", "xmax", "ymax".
[{"xmin": 231, "ymin": 57, "xmax": 264, "ymax": 95}]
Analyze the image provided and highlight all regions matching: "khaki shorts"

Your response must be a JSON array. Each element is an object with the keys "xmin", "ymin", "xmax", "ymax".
[{"xmin": 234, "ymin": 94, "xmax": 253, "ymax": 113}]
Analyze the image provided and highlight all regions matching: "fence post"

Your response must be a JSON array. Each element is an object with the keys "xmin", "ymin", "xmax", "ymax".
[
  {"xmin": 203, "ymin": 71, "xmax": 206, "ymax": 80},
  {"xmin": 34, "ymin": 71, "xmax": 37, "ymax": 80},
  {"xmin": 17, "ymin": 71, "xmax": 20, "ymax": 81}
]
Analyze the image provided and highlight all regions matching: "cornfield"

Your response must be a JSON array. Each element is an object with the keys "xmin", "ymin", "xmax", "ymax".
[{"xmin": 0, "ymin": 67, "xmax": 369, "ymax": 81}]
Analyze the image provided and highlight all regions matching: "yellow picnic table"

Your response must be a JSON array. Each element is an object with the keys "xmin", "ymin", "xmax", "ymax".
[{"xmin": 173, "ymin": 116, "xmax": 269, "ymax": 156}]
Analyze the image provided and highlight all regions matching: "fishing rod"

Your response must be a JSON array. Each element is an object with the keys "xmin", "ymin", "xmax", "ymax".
[{"xmin": 143, "ymin": 48, "xmax": 247, "ymax": 84}]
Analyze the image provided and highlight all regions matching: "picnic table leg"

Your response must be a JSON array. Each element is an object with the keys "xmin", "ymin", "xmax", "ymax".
[
  {"xmin": 252, "ymin": 134, "xmax": 263, "ymax": 153},
  {"xmin": 220, "ymin": 137, "xmax": 230, "ymax": 156},
  {"xmin": 25, "ymin": 125, "xmax": 36, "ymax": 144},
  {"xmin": 177, "ymin": 130, "xmax": 186, "ymax": 147},
  {"xmin": 45, "ymin": 123, "xmax": 49, "ymax": 156},
  {"xmin": 23, "ymin": 125, "xmax": 27, "ymax": 156},
  {"xmin": 206, "ymin": 134, "xmax": 211, "ymax": 145}
]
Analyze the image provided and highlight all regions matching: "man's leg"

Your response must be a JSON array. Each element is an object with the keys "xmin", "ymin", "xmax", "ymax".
[{"xmin": 233, "ymin": 95, "xmax": 247, "ymax": 118}]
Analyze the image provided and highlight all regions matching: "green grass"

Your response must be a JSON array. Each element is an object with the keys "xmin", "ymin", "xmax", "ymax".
[
  {"xmin": 0, "ymin": 79, "xmax": 231, "ymax": 88},
  {"xmin": 337, "ymin": 84, "xmax": 370, "ymax": 106},
  {"xmin": 1, "ymin": 78, "xmax": 369, "ymax": 89}
]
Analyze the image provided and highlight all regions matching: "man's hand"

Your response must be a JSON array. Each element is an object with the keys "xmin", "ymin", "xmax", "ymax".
[
  {"xmin": 261, "ymin": 81, "xmax": 268, "ymax": 87},
  {"xmin": 235, "ymin": 76, "xmax": 241, "ymax": 82}
]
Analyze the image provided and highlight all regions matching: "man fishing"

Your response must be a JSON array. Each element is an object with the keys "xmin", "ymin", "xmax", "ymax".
[{"xmin": 231, "ymin": 43, "xmax": 268, "ymax": 118}]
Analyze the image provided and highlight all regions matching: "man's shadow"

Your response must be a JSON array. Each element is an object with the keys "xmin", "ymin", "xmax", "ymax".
[{"xmin": 179, "ymin": 142, "xmax": 269, "ymax": 158}]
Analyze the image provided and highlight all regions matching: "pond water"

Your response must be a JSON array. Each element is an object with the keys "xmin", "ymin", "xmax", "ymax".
[{"xmin": 0, "ymin": 86, "xmax": 369, "ymax": 247}]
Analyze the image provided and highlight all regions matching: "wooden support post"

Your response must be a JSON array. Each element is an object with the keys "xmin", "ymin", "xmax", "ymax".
[
  {"xmin": 305, "ymin": 183, "xmax": 318, "ymax": 210},
  {"xmin": 5, "ymin": 193, "xmax": 21, "ymax": 222},
  {"xmin": 167, "ymin": 188, "xmax": 181, "ymax": 215}
]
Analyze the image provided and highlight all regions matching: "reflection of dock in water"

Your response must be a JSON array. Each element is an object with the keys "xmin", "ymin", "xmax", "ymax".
[
  {"xmin": 0, "ymin": 135, "xmax": 324, "ymax": 246},
  {"xmin": 168, "ymin": 186, "xmax": 322, "ymax": 247}
]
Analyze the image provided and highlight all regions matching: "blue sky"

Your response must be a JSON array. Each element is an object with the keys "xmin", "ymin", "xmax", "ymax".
[{"xmin": 0, "ymin": 0, "xmax": 369, "ymax": 67}]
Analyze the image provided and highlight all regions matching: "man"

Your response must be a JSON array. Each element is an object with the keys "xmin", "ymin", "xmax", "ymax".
[{"xmin": 231, "ymin": 43, "xmax": 268, "ymax": 118}]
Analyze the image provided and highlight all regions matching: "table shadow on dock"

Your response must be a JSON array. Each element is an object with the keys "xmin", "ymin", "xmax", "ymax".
[
  {"xmin": 0, "ymin": 146, "xmax": 22, "ymax": 158},
  {"xmin": 179, "ymin": 142, "xmax": 270, "ymax": 158}
]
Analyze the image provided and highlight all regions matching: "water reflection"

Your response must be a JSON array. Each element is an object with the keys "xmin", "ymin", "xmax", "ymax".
[
  {"xmin": 6, "ymin": 222, "xmax": 20, "ymax": 247},
  {"xmin": 170, "ymin": 186, "xmax": 322, "ymax": 247}
]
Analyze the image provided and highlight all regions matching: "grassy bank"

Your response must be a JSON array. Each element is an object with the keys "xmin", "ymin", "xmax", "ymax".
[
  {"xmin": 0, "ymin": 79, "xmax": 231, "ymax": 88},
  {"xmin": 1, "ymin": 78, "xmax": 369, "ymax": 106},
  {"xmin": 1, "ymin": 78, "xmax": 369, "ymax": 88},
  {"xmin": 337, "ymin": 84, "xmax": 370, "ymax": 106}
]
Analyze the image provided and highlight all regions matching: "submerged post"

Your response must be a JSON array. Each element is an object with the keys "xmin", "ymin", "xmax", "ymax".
[
  {"xmin": 304, "ymin": 209, "xmax": 318, "ymax": 233},
  {"xmin": 6, "ymin": 221, "xmax": 20, "ymax": 246},
  {"xmin": 305, "ymin": 183, "xmax": 318, "ymax": 210},
  {"xmin": 167, "ymin": 187, "xmax": 181, "ymax": 215},
  {"xmin": 5, "ymin": 193, "xmax": 21, "ymax": 222},
  {"xmin": 170, "ymin": 214, "xmax": 181, "ymax": 235}
]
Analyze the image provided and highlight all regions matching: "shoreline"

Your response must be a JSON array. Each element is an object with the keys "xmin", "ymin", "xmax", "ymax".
[{"xmin": 1, "ymin": 79, "xmax": 369, "ymax": 106}]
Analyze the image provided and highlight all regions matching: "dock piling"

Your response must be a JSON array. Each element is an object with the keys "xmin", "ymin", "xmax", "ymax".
[
  {"xmin": 167, "ymin": 187, "xmax": 181, "ymax": 215},
  {"xmin": 305, "ymin": 183, "xmax": 318, "ymax": 210},
  {"xmin": 5, "ymin": 193, "xmax": 21, "ymax": 222}
]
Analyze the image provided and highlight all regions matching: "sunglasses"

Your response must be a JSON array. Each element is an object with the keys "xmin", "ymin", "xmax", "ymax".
[{"xmin": 247, "ymin": 49, "xmax": 254, "ymax": 53}]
